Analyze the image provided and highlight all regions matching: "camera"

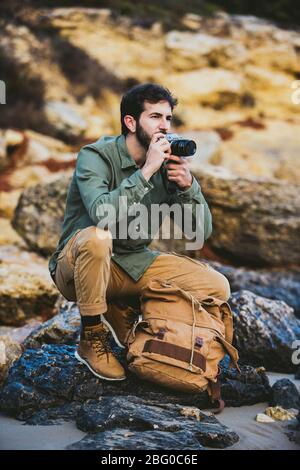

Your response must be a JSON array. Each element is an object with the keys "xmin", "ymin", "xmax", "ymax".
[
  {"xmin": 162, "ymin": 134, "xmax": 197, "ymax": 193},
  {"xmin": 165, "ymin": 133, "xmax": 197, "ymax": 157}
]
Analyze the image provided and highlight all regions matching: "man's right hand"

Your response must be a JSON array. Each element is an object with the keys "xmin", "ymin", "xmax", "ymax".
[{"xmin": 141, "ymin": 133, "xmax": 171, "ymax": 181}]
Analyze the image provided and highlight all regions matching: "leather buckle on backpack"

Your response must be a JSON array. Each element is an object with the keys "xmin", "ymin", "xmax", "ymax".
[
  {"xmin": 156, "ymin": 328, "xmax": 166, "ymax": 340},
  {"xmin": 195, "ymin": 336, "xmax": 203, "ymax": 348}
]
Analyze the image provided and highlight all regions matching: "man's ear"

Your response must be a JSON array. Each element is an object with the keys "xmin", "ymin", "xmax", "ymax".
[{"xmin": 123, "ymin": 115, "xmax": 136, "ymax": 133}]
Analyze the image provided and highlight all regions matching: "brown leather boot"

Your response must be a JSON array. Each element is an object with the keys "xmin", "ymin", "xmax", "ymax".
[
  {"xmin": 102, "ymin": 302, "xmax": 141, "ymax": 348},
  {"xmin": 75, "ymin": 322, "xmax": 126, "ymax": 381}
]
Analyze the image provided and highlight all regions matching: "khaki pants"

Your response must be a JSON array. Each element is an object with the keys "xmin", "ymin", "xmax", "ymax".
[{"xmin": 53, "ymin": 226, "xmax": 230, "ymax": 317}]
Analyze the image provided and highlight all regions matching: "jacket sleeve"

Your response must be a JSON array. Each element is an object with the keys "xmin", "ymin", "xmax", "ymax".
[
  {"xmin": 169, "ymin": 175, "xmax": 213, "ymax": 242},
  {"xmin": 75, "ymin": 146, "xmax": 153, "ymax": 225}
]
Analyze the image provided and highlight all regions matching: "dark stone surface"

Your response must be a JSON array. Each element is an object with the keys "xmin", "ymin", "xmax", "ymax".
[
  {"xmin": 0, "ymin": 344, "xmax": 271, "ymax": 420},
  {"xmin": 25, "ymin": 402, "xmax": 82, "ymax": 425},
  {"xmin": 75, "ymin": 396, "xmax": 239, "ymax": 448},
  {"xmin": 220, "ymin": 358, "xmax": 271, "ymax": 407},
  {"xmin": 269, "ymin": 379, "xmax": 300, "ymax": 410},
  {"xmin": 67, "ymin": 428, "xmax": 204, "ymax": 450},
  {"xmin": 0, "ymin": 344, "xmax": 243, "ymax": 449},
  {"xmin": 210, "ymin": 261, "xmax": 300, "ymax": 318},
  {"xmin": 229, "ymin": 290, "xmax": 300, "ymax": 372}
]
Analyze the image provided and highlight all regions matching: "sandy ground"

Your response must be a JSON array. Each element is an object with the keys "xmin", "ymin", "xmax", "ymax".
[{"xmin": 0, "ymin": 373, "xmax": 299, "ymax": 450}]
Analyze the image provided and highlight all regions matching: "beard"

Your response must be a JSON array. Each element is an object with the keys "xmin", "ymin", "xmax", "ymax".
[{"xmin": 135, "ymin": 120, "xmax": 153, "ymax": 150}]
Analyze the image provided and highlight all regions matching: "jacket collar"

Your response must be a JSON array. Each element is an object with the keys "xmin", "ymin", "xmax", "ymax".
[{"xmin": 117, "ymin": 134, "xmax": 139, "ymax": 169}]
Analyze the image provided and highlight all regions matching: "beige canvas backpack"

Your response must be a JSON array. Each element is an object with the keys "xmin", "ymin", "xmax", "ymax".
[{"xmin": 126, "ymin": 278, "xmax": 239, "ymax": 413}]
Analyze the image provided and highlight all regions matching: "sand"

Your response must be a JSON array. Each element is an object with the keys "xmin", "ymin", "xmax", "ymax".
[{"xmin": 0, "ymin": 373, "xmax": 299, "ymax": 450}]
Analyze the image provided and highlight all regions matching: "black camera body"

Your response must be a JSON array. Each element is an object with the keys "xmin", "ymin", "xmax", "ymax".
[
  {"xmin": 165, "ymin": 133, "xmax": 197, "ymax": 157},
  {"xmin": 162, "ymin": 134, "xmax": 197, "ymax": 193}
]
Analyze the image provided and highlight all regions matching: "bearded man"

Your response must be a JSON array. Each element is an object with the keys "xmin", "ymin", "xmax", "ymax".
[{"xmin": 49, "ymin": 83, "xmax": 230, "ymax": 380}]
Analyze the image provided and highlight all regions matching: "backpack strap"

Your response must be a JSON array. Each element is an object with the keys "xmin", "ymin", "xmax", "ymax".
[{"xmin": 207, "ymin": 368, "xmax": 225, "ymax": 414}]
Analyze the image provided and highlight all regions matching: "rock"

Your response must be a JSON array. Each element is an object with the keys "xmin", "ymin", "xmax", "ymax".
[
  {"xmin": 44, "ymin": 101, "xmax": 87, "ymax": 141},
  {"xmin": 166, "ymin": 68, "xmax": 244, "ymax": 106},
  {"xmin": 255, "ymin": 413, "xmax": 275, "ymax": 423},
  {"xmin": 165, "ymin": 31, "xmax": 247, "ymax": 71},
  {"xmin": 74, "ymin": 396, "xmax": 239, "ymax": 449},
  {"xmin": 211, "ymin": 120, "xmax": 300, "ymax": 184},
  {"xmin": 23, "ymin": 303, "xmax": 80, "ymax": 349},
  {"xmin": 0, "ymin": 344, "xmax": 271, "ymax": 423},
  {"xmin": 21, "ymin": 130, "xmax": 72, "ymax": 166},
  {"xmin": 0, "ymin": 306, "xmax": 41, "ymax": 391},
  {"xmin": 0, "ymin": 320, "xmax": 42, "ymax": 344},
  {"xmin": 25, "ymin": 402, "xmax": 82, "ymax": 426},
  {"xmin": 1, "ymin": 9, "xmax": 299, "ymax": 146},
  {"xmin": 0, "ymin": 336, "xmax": 22, "ymax": 386},
  {"xmin": 183, "ymin": 130, "xmax": 221, "ymax": 165},
  {"xmin": 229, "ymin": 290, "xmax": 300, "ymax": 372},
  {"xmin": 248, "ymin": 43, "xmax": 299, "ymax": 75},
  {"xmin": 209, "ymin": 261, "xmax": 300, "ymax": 318},
  {"xmin": 8, "ymin": 165, "xmax": 71, "ymax": 190},
  {"xmin": 12, "ymin": 176, "xmax": 70, "ymax": 255},
  {"xmin": 68, "ymin": 428, "xmax": 203, "ymax": 450},
  {"xmin": 181, "ymin": 13, "xmax": 202, "ymax": 31},
  {"xmin": 270, "ymin": 379, "xmax": 300, "ymax": 410},
  {"xmin": 220, "ymin": 360, "xmax": 271, "ymax": 406},
  {"xmin": 0, "ymin": 245, "xmax": 59, "ymax": 325},
  {"xmin": 0, "ymin": 129, "xmax": 24, "ymax": 171},
  {"xmin": 191, "ymin": 164, "xmax": 300, "ymax": 266},
  {"xmin": 265, "ymin": 406, "xmax": 298, "ymax": 421}
]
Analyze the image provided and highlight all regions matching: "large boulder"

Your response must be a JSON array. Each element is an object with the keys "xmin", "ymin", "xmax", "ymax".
[
  {"xmin": 190, "ymin": 164, "xmax": 300, "ymax": 266},
  {"xmin": 69, "ymin": 396, "xmax": 239, "ymax": 450},
  {"xmin": 269, "ymin": 379, "xmax": 300, "ymax": 410},
  {"xmin": 230, "ymin": 290, "xmax": 300, "ymax": 372},
  {"xmin": 209, "ymin": 261, "xmax": 300, "ymax": 318},
  {"xmin": 23, "ymin": 302, "xmax": 80, "ymax": 349},
  {"xmin": 0, "ymin": 245, "xmax": 59, "ymax": 325},
  {"xmin": 12, "ymin": 176, "xmax": 70, "ymax": 255},
  {"xmin": 44, "ymin": 101, "xmax": 87, "ymax": 141}
]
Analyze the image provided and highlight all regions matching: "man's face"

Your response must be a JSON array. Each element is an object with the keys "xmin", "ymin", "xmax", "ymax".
[{"xmin": 136, "ymin": 100, "xmax": 172, "ymax": 150}]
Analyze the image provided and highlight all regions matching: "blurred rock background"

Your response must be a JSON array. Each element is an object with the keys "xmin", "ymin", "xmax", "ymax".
[{"xmin": 0, "ymin": 1, "xmax": 299, "ymax": 440}]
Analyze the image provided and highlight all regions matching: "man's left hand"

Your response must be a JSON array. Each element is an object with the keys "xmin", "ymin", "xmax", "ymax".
[{"xmin": 165, "ymin": 155, "xmax": 193, "ymax": 191}]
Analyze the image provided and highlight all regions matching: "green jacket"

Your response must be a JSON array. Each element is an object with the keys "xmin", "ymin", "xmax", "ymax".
[{"xmin": 48, "ymin": 134, "xmax": 212, "ymax": 281}]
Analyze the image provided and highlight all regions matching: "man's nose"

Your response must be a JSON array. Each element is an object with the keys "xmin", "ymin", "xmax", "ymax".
[{"xmin": 159, "ymin": 118, "xmax": 170, "ymax": 131}]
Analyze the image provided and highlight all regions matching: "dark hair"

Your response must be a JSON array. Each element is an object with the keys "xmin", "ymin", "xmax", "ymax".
[{"xmin": 120, "ymin": 83, "xmax": 178, "ymax": 135}]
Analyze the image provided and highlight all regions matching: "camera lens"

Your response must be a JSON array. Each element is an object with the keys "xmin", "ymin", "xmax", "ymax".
[{"xmin": 170, "ymin": 139, "xmax": 196, "ymax": 157}]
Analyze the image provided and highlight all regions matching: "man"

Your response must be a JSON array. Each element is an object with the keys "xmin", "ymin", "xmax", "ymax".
[{"xmin": 48, "ymin": 83, "xmax": 230, "ymax": 381}]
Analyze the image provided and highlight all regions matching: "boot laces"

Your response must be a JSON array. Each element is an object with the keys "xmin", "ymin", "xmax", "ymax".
[
  {"xmin": 125, "ymin": 308, "xmax": 140, "ymax": 328},
  {"xmin": 86, "ymin": 328, "xmax": 113, "ymax": 360}
]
